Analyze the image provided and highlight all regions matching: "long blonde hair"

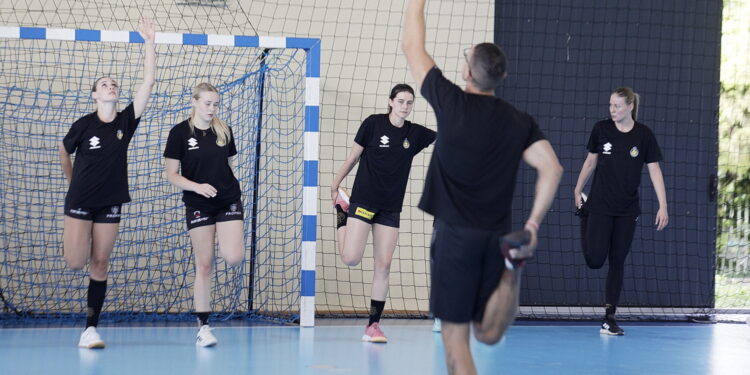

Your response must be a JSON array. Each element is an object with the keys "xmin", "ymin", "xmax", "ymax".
[{"xmin": 189, "ymin": 82, "xmax": 231, "ymax": 147}]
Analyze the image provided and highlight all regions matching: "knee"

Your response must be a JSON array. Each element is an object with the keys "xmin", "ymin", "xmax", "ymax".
[
  {"xmin": 584, "ymin": 253, "xmax": 606, "ymax": 269},
  {"xmin": 474, "ymin": 329, "xmax": 503, "ymax": 345},
  {"xmin": 340, "ymin": 252, "xmax": 361, "ymax": 267},
  {"xmin": 223, "ymin": 252, "xmax": 244, "ymax": 268},
  {"xmin": 64, "ymin": 255, "xmax": 86, "ymax": 271},
  {"xmin": 88, "ymin": 257, "xmax": 109, "ymax": 276},
  {"xmin": 196, "ymin": 261, "xmax": 214, "ymax": 278},
  {"xmin": 374, "ymin": 258, "xmax": 393, "ymax": 274}
]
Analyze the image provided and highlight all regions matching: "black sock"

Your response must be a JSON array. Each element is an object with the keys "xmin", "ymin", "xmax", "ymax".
[
  {"xmin": 368, "ymin": 299, "xmax": 385, "ymax": 326},
  {"xmin": 336, "ymin": 205, "xmax": 348, "ymax": 229},
  {"xmin": 86, "ymin": 278, "xmax": 107, "ymax": 328},
  {"xmin": 605, "ymin": 304, "xmax": 616, "ymax": 319},
  {"xmin": 195, "ymin": 312, "xmax": 210, "ymax": 326}
]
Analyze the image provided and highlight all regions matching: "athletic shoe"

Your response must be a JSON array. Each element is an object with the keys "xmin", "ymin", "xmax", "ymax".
[
  {"xmin": 499, "ymin": 230, "xmax": 532, "ymax": 270},
  {"xmin": 196, "ymin": 325, "xmax": 218, "ymax": 347},
  {"xmin": 334, "ymin": 188, "xmax": 350, "ymax": 212},
  {"xmin": 432, "ymin": 318, "xmax": 441, "ymax": 333},
  {"xmin": 600, "ymin": 317, "xmax": 625, "ymax": 336},
  {"xmin": 78, "ymin": 326, "xmax": 105, "ymax": 349},
  {"xmin": 362, "ymin": 322, "xmax": 388, "ymax": 343}
]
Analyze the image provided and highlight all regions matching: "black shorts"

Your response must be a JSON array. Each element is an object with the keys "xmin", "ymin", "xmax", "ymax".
[
  {"xmin": 186, "ymin": 200, "xmax": 244, "ymax": 230},
  {"xmin": 430, "ymin": 219, "xmax": 505, "ymax": 323},
  {"xmin": 64, "ymin": 204, "xmax": 123, "ymax": 224},
  {"xmin": 347, "ymin": 202, "xmax": 400, "ymax": 228}
]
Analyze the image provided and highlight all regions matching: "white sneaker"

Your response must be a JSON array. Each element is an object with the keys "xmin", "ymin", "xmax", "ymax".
[
  {"xmin": 78, "ymin": 326, "xmax": 105, "ymax": 349},
  {"xmin": 432, "ymin": 318, "xmax": 441, "ymax": 332},
  {"xmin": 196, "ymin": 325, "xmax": 218, "ymax": 347}
]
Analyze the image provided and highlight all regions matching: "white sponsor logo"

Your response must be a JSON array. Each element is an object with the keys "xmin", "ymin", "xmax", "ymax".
[
  {"xmin": 89, "ymin": 136, "xmax": 101, "ymax": 149},
  {"xmin": 70, "ymin": 208, "xmax": 89, "ymax": 215},
  {"xmin": 379, "ymin": 135, "xmax": 390, "ymax": 148},
  {"xmin": 190, "ymin": 217, "xmax": 210, "ymax": 224},
  {"xmin": 188, "ymin": 137, "xmax": 199, "ymax": 150},
  {"xmin": 602, "ymin": 142, "xmax": 612, "ymax": 155}
]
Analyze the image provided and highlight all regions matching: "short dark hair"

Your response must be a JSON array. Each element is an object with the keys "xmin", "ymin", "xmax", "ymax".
[
  {"xmin": 387, "ymin": 83, "xmax": 415, "ymax": 113},
  {"xmin": 469, "ymin": 43, "xmax": 507, "ymax": 92}
]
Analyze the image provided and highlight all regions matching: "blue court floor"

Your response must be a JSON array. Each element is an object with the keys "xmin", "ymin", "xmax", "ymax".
[{"xmin": 1, "ymin": 319, "xmax": 749, "ymax": 375}]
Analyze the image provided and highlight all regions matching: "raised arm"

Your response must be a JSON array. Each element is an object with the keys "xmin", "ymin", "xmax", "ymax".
[
  {"xmin": 330, "ymin": 143, "xmax": 364, "ymax": 202},
  {"xmin": 133, "ymin": 17, "xmax": 156, "ymax": 119},
  {"xmin": 647, "ymin": 162, "xmax": 669, "ymax": 230},
  {"xmin": 402, "ymin": 0, "xmax": 436, "ymax": 90},
  {"xmin": 165, "ymin": 158, "xmax": 217, "ymax": 198},
  {"xmin": 574, "ymin": 152, "xmax": 598, "ymax": 208}
]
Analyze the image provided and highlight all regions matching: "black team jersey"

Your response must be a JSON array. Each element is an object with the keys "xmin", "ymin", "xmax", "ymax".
[
  {"xmin": 63, "ymin": 103, "xmax": 140, "ymax": 208},
  {"xmin": 418, "ymin": 67, "xmax": 546, "ymax": 232},
  {"xmin": 349, "ymin": 114, "xmax": 436, "ymax": 212},
  {"xmin": 585, "ymin": 119, "xmax": 663, "ymax": 216},
  {"xmin": 163, "ymin": 120, "xmax": 241, "ymax": 211}
]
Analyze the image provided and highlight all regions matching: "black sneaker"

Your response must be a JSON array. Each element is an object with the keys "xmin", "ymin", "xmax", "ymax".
[
  {"xmin": 500, "ymin": 230, "xmax": 532, "ymax": 269},
  {"xmin": 600, "ymin": 317, "xmax": 625, "ymax": 336}
]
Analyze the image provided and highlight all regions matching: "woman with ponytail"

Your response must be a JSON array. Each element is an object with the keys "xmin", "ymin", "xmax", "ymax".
[
  {"xmin": 573, "ymin": 87, "xmax": 669, "ymax": 335},
  {"xmin": 164, "ymin": 82, "xmax": 245, "ymax": 347}
]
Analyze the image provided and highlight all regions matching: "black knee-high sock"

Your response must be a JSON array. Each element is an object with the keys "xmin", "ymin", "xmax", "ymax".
[
  {"xmin": 195, "ymin": 312, "xmax": 210, "ymax": 326},
  {"xmin": 605, "ymin": 304, "xmax": 617, "ymax": 320},
  {"xmin": 336, "ymin": 205, "xmax": 347, "ymax": 229},
  {"xmin": 368, "ymin": 300, "xmax": 385, "ymax": 326},
  {"xmin": 86, "ymin": 278, "xmax": 107, "ymax": 328}
]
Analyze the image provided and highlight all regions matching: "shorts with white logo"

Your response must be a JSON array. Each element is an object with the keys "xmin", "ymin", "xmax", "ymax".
[
  {"xmin": 64, "ymin": 204, "xmax": 123, "ymax": 224},
  {"xmin": 347, "ymin": 202, "xmax": 400, "ymax": 228},
  {"xmin": 185, "ymin": 199, "xmax": 244, "ymax": 230},
  {"xmin": 430, "ymin": 218, "xmax": 505, "ymax": 323}
]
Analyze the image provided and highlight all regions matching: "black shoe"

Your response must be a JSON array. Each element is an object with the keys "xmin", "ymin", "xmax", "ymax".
[
  {"xmin": 600, "ymin": 316, "xmax": 625, "ymax": 335},
  {"xmin": 500, "ymin": 230, "xmax": 532, "ymax": 269}
]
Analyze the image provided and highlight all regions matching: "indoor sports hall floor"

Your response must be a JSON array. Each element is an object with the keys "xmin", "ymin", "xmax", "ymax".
[{"xmin": 1, "ymin": 319, "xmax": 749, "ymax": 375}]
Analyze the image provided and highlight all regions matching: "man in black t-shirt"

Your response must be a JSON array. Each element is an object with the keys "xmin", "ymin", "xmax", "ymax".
[
  {"xmin": 403, "ymin": 1, "xmax": 563, "ymax": 372},
  {"xmin": 59, "ymin": 17, "xmax": 156, "ymax": 350}
]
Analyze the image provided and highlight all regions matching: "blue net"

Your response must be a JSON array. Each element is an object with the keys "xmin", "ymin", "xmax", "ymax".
[{"xmin": 0, "ymin": 36, "xmax": 307, "ymax": 323}]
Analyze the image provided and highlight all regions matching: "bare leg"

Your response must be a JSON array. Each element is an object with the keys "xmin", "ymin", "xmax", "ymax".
[
  {"xmin": 472, "ymin": 267, "xmax": 522, "ymax": 345},
  {"xmin": 63, "ymin": 216, "xmax": 93, "ymax": 270},
  {"xmin": 370, "ymin": 224, "xmax": 398, "ymax": 300},
  {"xmin": 339, "ymin": 218, "xmax": 371, "ymax": 266},
  {"xmin": 89, "ymin": 223, "xmax": 119, "ymax": 280},
  {"xmin": 441, "ymin": 321, "xmax": 476, "ymax": 375},
  {"xmin": 189, "ymin": 225, "xmax": 216, "ymax": 312},
  {"xmin": 215, "ymin": 220, "xmax": 245, "ymax": 267}
]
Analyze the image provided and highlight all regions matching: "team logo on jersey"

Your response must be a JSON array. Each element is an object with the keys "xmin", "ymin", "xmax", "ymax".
[
  {"xmin": 193, "ymin": 210, "xmax": 201, "ymax": 218},
  {"xmin": 602, "ymin": 142, "xmax": 612, "ymax": 155},
  {"xmin": 216, "ymin": 138, "xmax": 226, "ymax": 147},
  {"xmin": 379, "ymin": 135, "xmax": 390, "ymax": 148},
  {"xmin": 403, "ymin": 138, "xmax": 410, "ymax": 149},
  {"xmin": 230, "ymin": 203, "xmax": 238, "ymax": 212},
  {"xmin": 106, "ymin": 205, "xmax": 121, "ymax": 218},
  {"xmin": 116, "ymin": 129, "xmax": 123, "ymax": 140},
  {"xmin": 188, "ymin": 137, "xmax": 199, "ymax": 150},
  {"xmin": 112, "ymin": 206, "xmax": 119, "ymax": 214},
  {"xmin": 629, "ymin": 146, "xmax": 639, "ymax": 158},
  {"xmin": 89, "ymin": 136, "xmax": 101, "ymax": 149}
]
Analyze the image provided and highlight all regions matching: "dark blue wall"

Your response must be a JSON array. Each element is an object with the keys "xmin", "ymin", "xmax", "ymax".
[{"xmin": 494, "ymin": 0, "xmax": 721, "ymax": 307}]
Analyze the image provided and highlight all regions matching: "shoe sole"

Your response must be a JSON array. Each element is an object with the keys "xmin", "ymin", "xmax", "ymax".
[
  {"xmin": 196, "ymin": 340, "xmax": 218, "ymax": 347},
  {"xmin": 361, "ymin": 335, "xmax": 388, "ymax": 343},
  {"xmin": 599, "ymin": 329, "xmax": 624, "ymax": 336},
  {"xmin": 79, "ymin": 341, "xmax": 105, "ymax": 349}
]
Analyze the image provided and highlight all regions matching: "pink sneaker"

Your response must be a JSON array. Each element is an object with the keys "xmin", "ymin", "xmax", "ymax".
[
  {"xmin": 334, "ymin": 188, "xmax": 350, "ymax": 212},
  {"xmin": 362, "ymin": 322, "xmax": 388, "ymax": 343}
]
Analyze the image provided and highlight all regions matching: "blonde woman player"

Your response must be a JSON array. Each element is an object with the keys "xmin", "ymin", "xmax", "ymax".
[
  {"xmin": 59, "ymin": 17, "xmax": 156, "ymax": 349},
  {"xmin": 164, "ymin": 83, "xmax": 245, "ymax": 347}
]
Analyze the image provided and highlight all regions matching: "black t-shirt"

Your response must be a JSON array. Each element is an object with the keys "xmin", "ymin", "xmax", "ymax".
[
  {"xmin": 585, "ymin": 119, "xmax": 663, "ymax": 216},
  {"xmin": 63, "ymin": 103, "xmax": 140, "ymax": 208},
  {"xmin": 418, "ymin": 67, "xmax": 546, "ymax": 232},
  {"xmin": 163, "ymin": 120, "xmax": 241, "ymax": 211},
  {"xmin": 350, "ymin": 114, "xmax": 436, "ymax": 212}
]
